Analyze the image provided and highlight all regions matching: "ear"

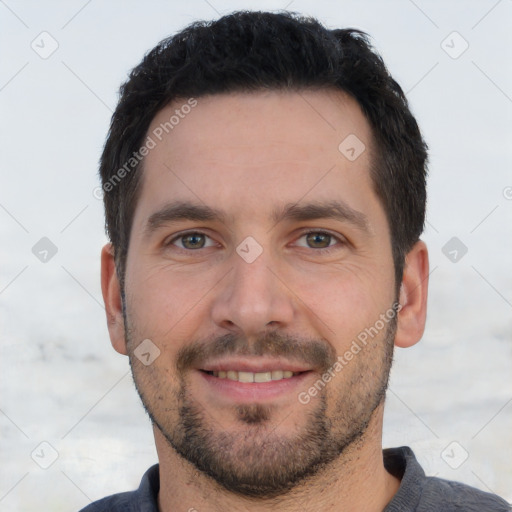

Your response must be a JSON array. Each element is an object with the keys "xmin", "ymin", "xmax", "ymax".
[
  {"xmin": 394, "ymin": 240, "xmax": 429, "ymax": 348},
  {"xmin": 100, "ymin": 243, "xmax": 128, "ymax": 355}
]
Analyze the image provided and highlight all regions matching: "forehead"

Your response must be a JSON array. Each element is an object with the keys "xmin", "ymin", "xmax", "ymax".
[
  {"xmin": 133, "ymin": 89, "xmax": 380, "ymax": 230},
  {"xmin": 149, "ymin": 89, "xmax": 371, "ymax": 165}
]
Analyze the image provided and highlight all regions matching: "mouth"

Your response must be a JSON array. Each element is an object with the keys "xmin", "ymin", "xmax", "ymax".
[
  {"xmin": 196, "ymin": 359, "xmax": 313, "ymax": 402},
  {"xmin": 202, "ymin": 369, "xmax": 301, "ymax": 383}
]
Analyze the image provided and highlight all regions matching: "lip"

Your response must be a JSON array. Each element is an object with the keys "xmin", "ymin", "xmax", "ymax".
[
  {"xmin": 197, "ymin": 368, "xmax": 313, "ymax": 402},
  {"xmin": 199, "ymin": 357, "xmax": 312, "ymax": 373}
]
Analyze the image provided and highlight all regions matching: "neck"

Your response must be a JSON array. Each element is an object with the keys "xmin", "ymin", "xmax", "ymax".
[{"xmin": 155, "ymin": 403, "xmax": 400, "ymax": 512}]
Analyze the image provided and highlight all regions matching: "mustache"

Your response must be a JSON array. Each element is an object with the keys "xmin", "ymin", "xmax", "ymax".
[{"xmin": 176, "ymin": 331, "xmax": 337, "ymax": 374}]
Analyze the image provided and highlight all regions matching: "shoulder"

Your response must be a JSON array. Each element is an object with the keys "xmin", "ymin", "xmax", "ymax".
[
  {"xmin": 78, "ymin": 490, "xmax": 139, "ymax": 512},
  {"xmin": 384, "ymin": 447, "xmax": 510, "ymax": 512},
  {"xmin": 77, "ymin": 464, "xmax": 160, "ymax": 512},
  {"xmin": 419, "ymin": 475, "xmax": 510, "ymax": 512}
]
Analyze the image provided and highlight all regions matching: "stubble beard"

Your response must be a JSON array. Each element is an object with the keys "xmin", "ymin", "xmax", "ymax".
[{"xmin": 125, "ymin": 311, "xmax": 396, "ymax": 499}]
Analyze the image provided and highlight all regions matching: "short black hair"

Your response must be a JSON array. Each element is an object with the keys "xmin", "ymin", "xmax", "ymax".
[{"xmin": 99, "ymin": 10, "xmax": 428, "ymax": 289}]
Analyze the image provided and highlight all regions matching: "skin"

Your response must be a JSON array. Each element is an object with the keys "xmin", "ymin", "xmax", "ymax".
[{"xmin": 101, "ymin": 89, "xmax": 429, "ymax": 512}]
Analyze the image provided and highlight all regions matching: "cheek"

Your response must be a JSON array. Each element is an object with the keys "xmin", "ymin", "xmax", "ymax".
[
  {"xmin": 288, "ymin": 264, "xmax": 392, "ymax": 342},
  {"xmin": 125, "ymin": 261, "xmax": 217, "ymax": 345}
]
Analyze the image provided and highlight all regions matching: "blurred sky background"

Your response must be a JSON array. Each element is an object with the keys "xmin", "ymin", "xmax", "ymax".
[{"xmin": 1, "ymin": 1, "xmax": 511, "ymax": 510}]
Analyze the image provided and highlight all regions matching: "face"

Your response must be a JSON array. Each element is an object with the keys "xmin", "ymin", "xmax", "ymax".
[{"xmin": 121, "ymin": 90, "xmax": 399, "ymax": 497}]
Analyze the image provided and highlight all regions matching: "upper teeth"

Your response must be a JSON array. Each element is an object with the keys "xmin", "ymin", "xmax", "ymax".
[{"xmin": 211, "ymin": 370, "xmax": 296, "ymax": 383}]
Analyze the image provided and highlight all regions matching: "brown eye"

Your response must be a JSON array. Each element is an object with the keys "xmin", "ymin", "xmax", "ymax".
[
  {"xmin": 173, "ymin": 232, "xmax": 209, "ymax": 249},
  {"xmin": 305, "ymin": 232, "xmax": 333, "ymax": 249}
]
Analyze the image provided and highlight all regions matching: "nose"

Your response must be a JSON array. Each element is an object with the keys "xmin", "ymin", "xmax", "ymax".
[{"xmin": 211, "ymin": 247, "xmax": 295, "ymax": 337}]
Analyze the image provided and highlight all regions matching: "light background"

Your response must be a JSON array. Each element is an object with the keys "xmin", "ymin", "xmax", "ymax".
[{"xmin": 0, "ymin": 0, "xmax": 511, "ymax": 510}]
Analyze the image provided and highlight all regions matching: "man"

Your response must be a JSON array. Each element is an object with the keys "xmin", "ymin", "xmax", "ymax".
[{"xmin": 83, "ymin": 11, "xmax": 509, "ymax": 512}]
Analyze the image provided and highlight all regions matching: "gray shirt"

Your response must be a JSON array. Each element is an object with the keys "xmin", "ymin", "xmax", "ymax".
[{"xmin": 79, "ymin": 446, "xmax": 510, "ymax": 511}]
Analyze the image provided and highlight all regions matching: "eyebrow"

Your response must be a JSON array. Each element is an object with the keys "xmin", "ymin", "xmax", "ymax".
[
  {"xmin": 271, "ymin": 200, "xmax": 370, "ymax": 232},
  {"xmin": 144, "ymin": 201, "xmax": 228, "ymax": 238},
  {"xmin": 143, "ymin": 199, "xmax": 370, "ymax": 238}
]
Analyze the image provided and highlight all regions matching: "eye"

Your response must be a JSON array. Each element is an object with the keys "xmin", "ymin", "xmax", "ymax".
[
  {"xmin": 295, "ymin": 231, "xmax": 343, "ymax": 250},
  {"xmin": 169, "ymin": 232, "xmax": 216, "ymax": 250}
]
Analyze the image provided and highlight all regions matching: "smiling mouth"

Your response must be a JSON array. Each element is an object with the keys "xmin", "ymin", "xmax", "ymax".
[{"xmin": 202, "ymin": 370, "xmax": 305, "ymax": 383}]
